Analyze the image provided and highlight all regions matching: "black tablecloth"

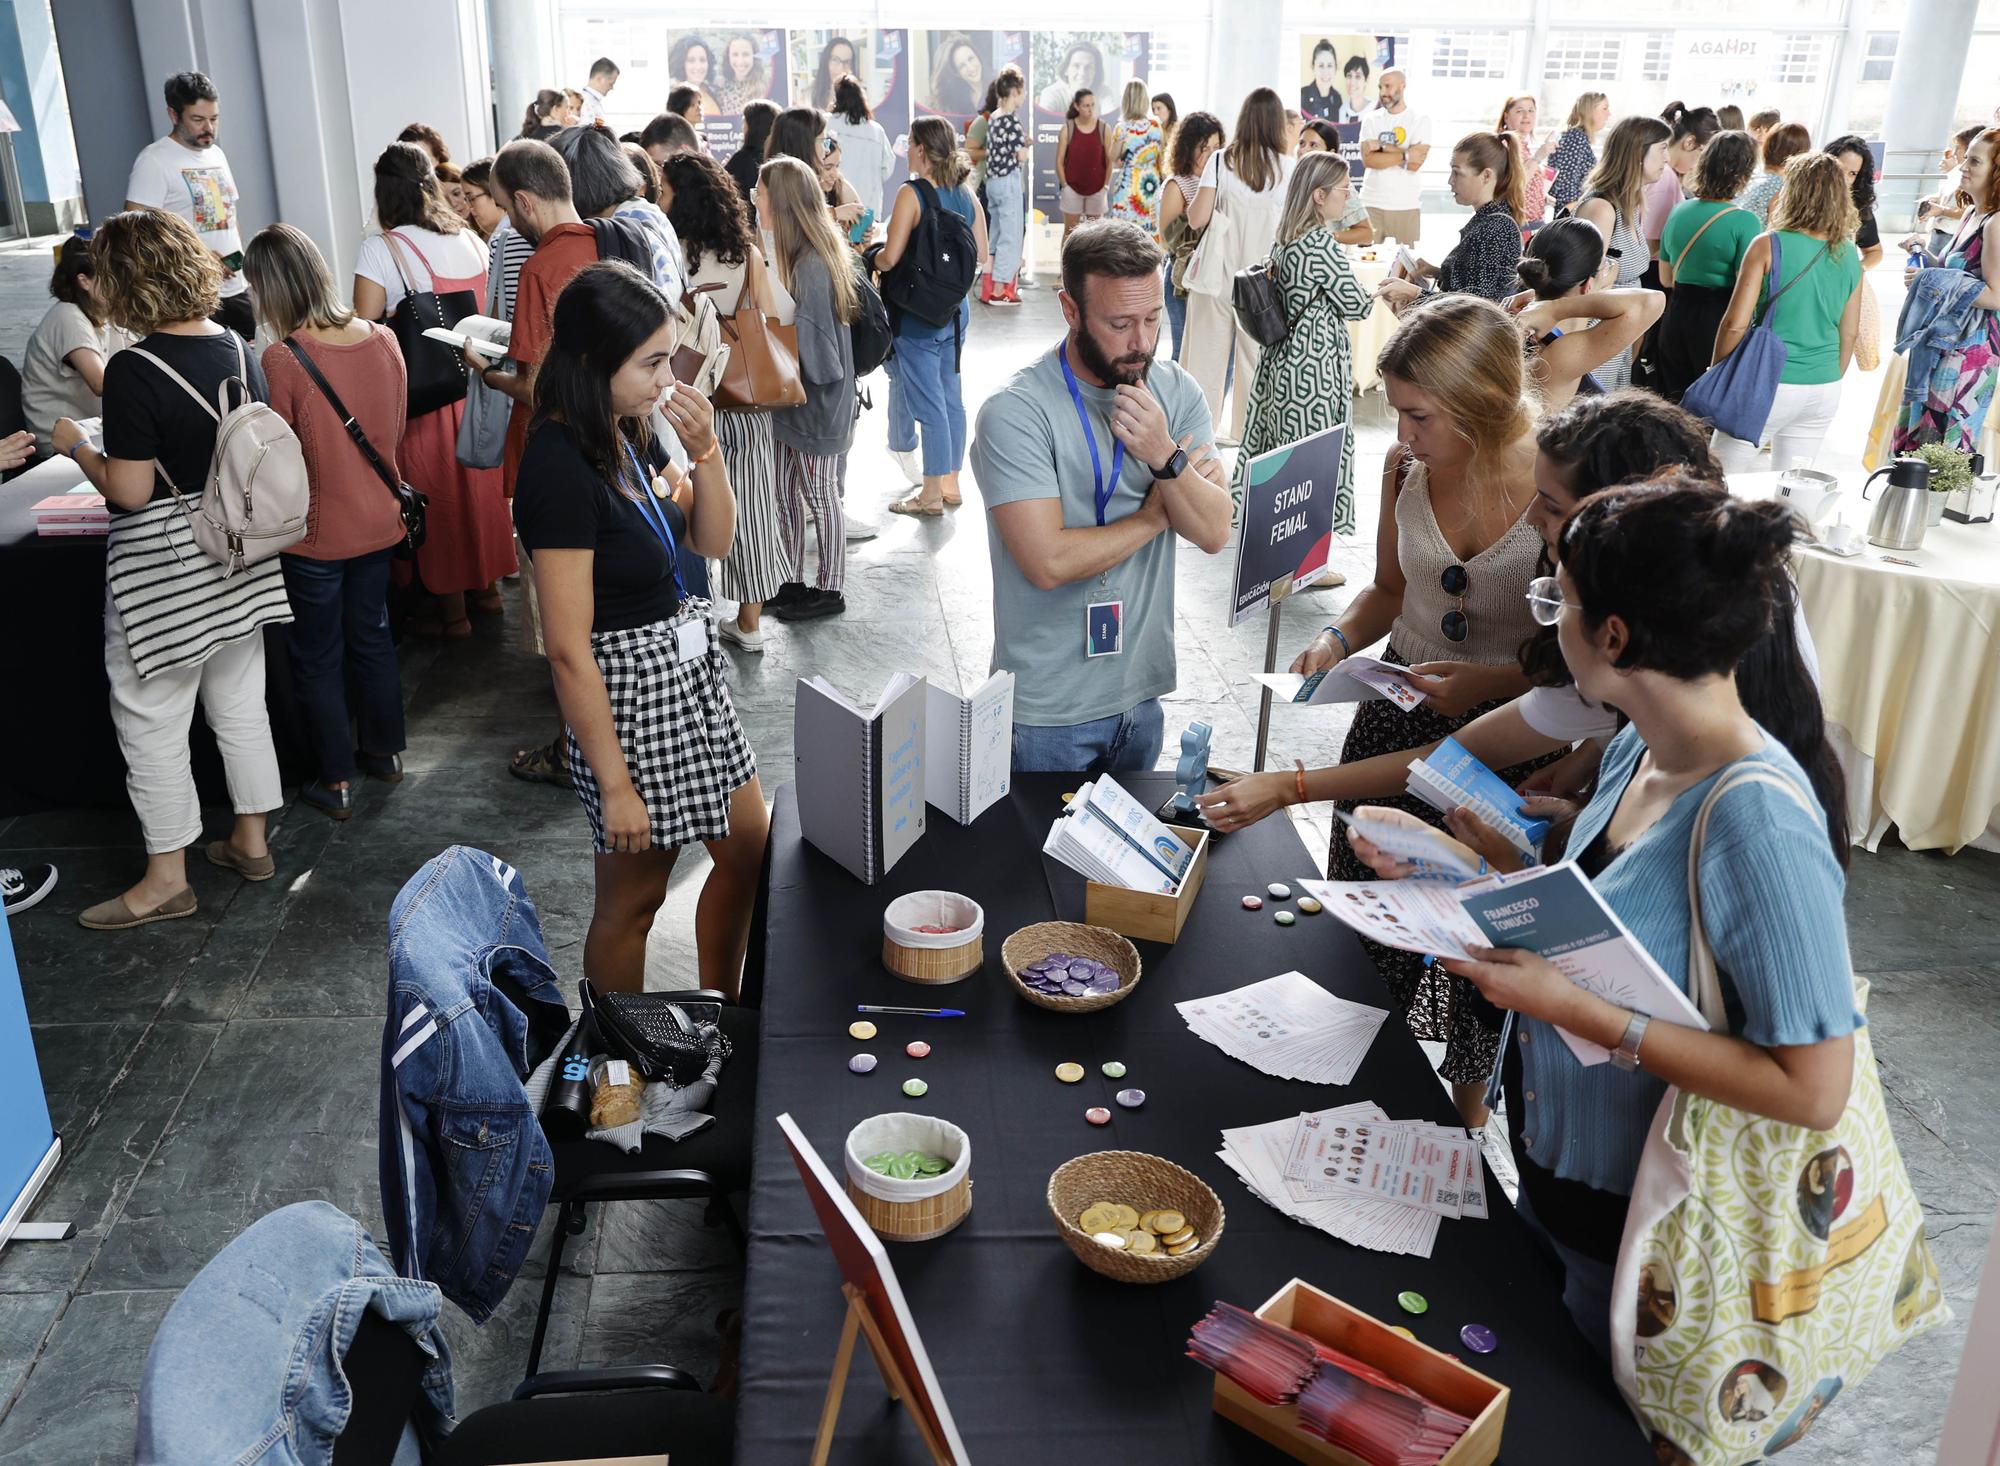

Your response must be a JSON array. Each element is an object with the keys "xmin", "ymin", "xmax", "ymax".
[
  {"xmin": 0, "ymin": 462, "xmax": 310, "ymax": 816},
  {"xmin": 738, "ymin": 773, "xmax": 1651, "ymax": 1463}
]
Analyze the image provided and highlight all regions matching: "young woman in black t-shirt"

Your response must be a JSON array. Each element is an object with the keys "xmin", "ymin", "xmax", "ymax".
[{"xmin": 512, "ymin": 261, "xmax": 766, "ymax": 998}]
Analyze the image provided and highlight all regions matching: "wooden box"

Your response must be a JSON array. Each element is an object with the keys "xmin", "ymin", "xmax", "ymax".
[
  {"xmin": 1083, "ymin": 825, "xmax": 1209, "ymax": 945},
  {"xmin": 1210, "ymin": 1278, "xmax": 1509, "ymax": 1466}
]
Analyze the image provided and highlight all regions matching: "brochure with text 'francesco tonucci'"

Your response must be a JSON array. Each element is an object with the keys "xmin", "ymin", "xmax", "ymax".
[
  {"xmin": 794, "ymin": 673, "xmax": 927, "ymax": 885},
  {"xmin": 1301, "ymin": 862, "xmax": 1709, "ymax": 1065}
]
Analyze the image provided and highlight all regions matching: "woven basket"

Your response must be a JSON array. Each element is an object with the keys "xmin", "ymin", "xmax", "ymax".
[
  {"xmin": 1000, "ymin": 922, "xmax": 1142, "ymax": 1013},
  {"xmin": 1047, "ymin": 1150, "xmax": 1224, "ymax": 1283},
  {"xmin": 845, "ymin": 1112, "xmax": 973, "ymax": 1242},
  {"xmin": 882, "ymin": 890, "xmax": 986, "ymax": 985}
]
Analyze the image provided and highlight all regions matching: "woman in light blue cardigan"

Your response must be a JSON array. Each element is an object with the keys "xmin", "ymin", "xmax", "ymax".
[{"xmin": 1353, "ymin": 477, "xmax": 1862, "ymax": 1355}]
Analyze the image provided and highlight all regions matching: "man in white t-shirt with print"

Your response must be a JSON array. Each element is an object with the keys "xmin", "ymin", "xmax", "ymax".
[
  {"xmin": 1357, "ymin": 68, "xmax": 1430, "ymax": 247},
  {"xmin": 124, "ymin": 72, "xmax": 252, "ymax": 339}
]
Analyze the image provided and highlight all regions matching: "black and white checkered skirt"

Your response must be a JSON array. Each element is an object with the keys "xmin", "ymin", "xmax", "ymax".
[{"xmin": 567, "ymin": 599, "xmax": 758, "ymax": 854}]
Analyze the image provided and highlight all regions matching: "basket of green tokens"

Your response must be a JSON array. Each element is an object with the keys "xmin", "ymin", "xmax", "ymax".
[{"xmin": 844, "ymin": 1112, "xmax": 972, "ymax": 1242}]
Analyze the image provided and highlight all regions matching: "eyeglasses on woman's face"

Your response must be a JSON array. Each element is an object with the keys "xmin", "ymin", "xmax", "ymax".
[{"xmin": 1525, "ymin": 575, "xmax": 1569, "ymax": 626}]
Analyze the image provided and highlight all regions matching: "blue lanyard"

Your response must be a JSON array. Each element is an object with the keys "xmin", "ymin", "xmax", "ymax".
[
  {"xmin": 624, "ymin": 443, "xmax": 690, "ymax": 601},
  {"xmin": 1058, "ymin": 342, "xmax": 1125, "ymax": 527}
]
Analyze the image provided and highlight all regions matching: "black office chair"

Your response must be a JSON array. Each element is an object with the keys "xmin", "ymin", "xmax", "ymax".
[
  {"xmin": 522, "ymin": 989, "xmax": 759, "ymax": 1382},
  {"xmin": 338, "ymin": 1308, "xmax": 734, "ymax": 1466}
]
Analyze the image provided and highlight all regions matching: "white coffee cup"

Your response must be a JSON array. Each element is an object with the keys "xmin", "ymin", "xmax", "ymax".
[{"xmin": 1823, "ymin": 520, "xmax": 1863, "ymax": 554}]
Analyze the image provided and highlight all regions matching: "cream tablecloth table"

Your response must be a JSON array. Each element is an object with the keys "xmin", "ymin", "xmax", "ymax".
[
  {"xmin": 1347, "ymin": 253, "xmax": 1399, "ymax": 395},
  {"xmin": 1735, "ymin": 470, "xmax": 2000, "ymax": 854}
]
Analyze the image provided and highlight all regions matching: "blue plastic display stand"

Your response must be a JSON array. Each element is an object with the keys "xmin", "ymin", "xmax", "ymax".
[{"xmin": 0, "ymin": 905, "xmax": 63, "ymax": 1249}]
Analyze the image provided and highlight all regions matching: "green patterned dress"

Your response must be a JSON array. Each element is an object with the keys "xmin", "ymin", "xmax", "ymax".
[{"xmin": 1228, "ymin": 227, "xmax": 1375, "ymax": 532}]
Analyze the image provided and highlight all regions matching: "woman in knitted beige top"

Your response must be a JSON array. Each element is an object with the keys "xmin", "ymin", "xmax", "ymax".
[{"xmin": 1255, "ymin": 295, "xmax": 1559, "ymax": 1128}]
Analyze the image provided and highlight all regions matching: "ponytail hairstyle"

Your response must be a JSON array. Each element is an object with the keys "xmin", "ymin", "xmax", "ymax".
[
  {"xmin": 1065, "ymin": 89, "xmax": 1095, "ymax": 125},
  {"xmin": 1583, "ymin": 114, "xmax": 1671, "ymax": 223},
  {"xmin": 1565, "ymin": 91, "xmax": 1607, "ymax": 131},
  {"xmin": 759, "ymin": 155, "xmax": 859, "ymax": 324},
  {"xmin": 1558, "ymin": 476, "xmax": 1848, "ymax": 865},
  {"xmin": 1225, "ymin": 87, "xmax": 1287, "ymax": 194},
  {"xmin": 908, "ymin": 115, "xmax": 971, "ymax": 191},
  {"xmin": 1377, "ymin": 295, "xmax": 1537, "ymax": 496},
  {"xmin": 1692, "ymin": 130, "xmax": 1758, "ymax": 202},
  {"xmin": 1456, "ymin": 130, "xmax": 1524, "ymax": 224},
  {"xmin": 1515, "ymin": 215, "xmax": 1604, "ymax": 299},
  {"xmin": 520, "ymin": 87, "xmax": 563, "ymax": 139},
  {"xmin": 1661, "ymin": 101, "xmax": 1721, "ymax": 150}
]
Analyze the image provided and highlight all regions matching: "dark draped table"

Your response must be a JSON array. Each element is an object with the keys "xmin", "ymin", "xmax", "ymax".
[
  {"xmin": 738, "ymin": 773, "xmax": 1650, "ymax": 1463},
  {"xmin": 0, "ymin": 457, "xmax": 310, "ymax": 817}
]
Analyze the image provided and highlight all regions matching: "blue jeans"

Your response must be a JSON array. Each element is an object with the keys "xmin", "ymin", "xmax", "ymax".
[
  {"xmin": 988, "ymin": 168, "xmax": 1025, "ymax": 285},
  {"xmin": 1012, "ymin": 697, "xmax": 1164, "ymax": 775},
  {"xmin": 893, "ymin": 308, "xmax": 968, "ymax": 476},
  {"xmin": 885, "ymin": 351, "xmax": 919, "ymax": 454},
  {"xmin": 280, "ymin": 547, "xmax": 405, "ymax": 785},
  {"xmin": 1165, "ymin": 264, "xmax": 1187, "ymax": 359}
]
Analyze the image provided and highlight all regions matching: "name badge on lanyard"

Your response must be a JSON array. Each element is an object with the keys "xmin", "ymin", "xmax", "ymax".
[
  {"xmin": 1060, "ymin": 342, "xmax": 1126, "ymax": 657},
  {"xmin": 624, "ymin": 443, "xmax": 707, "ymax": 663}
]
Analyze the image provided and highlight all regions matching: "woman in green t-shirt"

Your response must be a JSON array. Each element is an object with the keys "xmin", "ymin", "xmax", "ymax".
[
  {"xmin": 1656, "ymin": 130, "xmax": 1762, "ymax": 402},
  {"xmin": 1709, "ymin": 153, "xmax": 1863, "ymax": 475}
]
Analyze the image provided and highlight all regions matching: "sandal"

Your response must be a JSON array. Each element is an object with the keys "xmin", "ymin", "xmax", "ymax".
[
  {"xmin": 509, "ymin": 740, "xmax": 572, "ymax": 788},
  {"xmin": 888, "ymin": 495, "xmax": 945, "ymax": 517},
  {"xmin": 468, "ymin": 590, "xmax": 505, "ymax": 615}
]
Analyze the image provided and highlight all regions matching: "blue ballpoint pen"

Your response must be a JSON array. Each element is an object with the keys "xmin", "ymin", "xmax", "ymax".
[{"xmin": 855, "ymin": 1004, "xmax": 965, "ymax": 1018}]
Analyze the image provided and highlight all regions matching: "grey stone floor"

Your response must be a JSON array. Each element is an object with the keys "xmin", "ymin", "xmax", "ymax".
[{"xmin": 0, "ymin": 239, "xmax": 1991, "ymax": 1463}]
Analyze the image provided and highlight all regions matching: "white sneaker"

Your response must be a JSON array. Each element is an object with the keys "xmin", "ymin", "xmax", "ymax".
[
  {"xmin": 718, "ymin": 619, "xmax": 766, "ymax": 653},
  {"xmin": 1, "ymin": 863, "xmax": 57, "ymax": 916},
  {"xmin": 845, "ymin": 516, "xmax": 880, "ymax": 543},
  {"xmin": 890, "ymin": 447, "xmax": 923, "ymax": 486}
]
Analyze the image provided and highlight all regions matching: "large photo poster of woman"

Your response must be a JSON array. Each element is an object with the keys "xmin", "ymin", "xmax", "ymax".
[
  {"xmin": 665, "ymin": 27, "xmax": 788, "ymax": 158},
  {"xmin": 791, "ymin": 28, "xmax": 913, "ymax": 196},
  {"xmin": 1031, "ymin": 32, "xmax": 1149, "ymax": 214},
  {"xmin": 1296, "ymin": 33, "xmax": 1393, "ymax": 173},
  {"xmin": 910, "ymin": 31, "xmax": 1027, "ymax": 128}
]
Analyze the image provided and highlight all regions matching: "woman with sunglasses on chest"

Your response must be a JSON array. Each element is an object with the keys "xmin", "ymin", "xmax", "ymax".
[
  {"xmin": 1291, "ymin": 295, "xmax": 1561, "ymax": 1126},
  {"xmin": 511, "ymin": 260, "xmax": 767, "ymax": 999}
]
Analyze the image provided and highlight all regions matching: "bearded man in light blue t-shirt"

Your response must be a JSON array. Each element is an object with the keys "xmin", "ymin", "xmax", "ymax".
[{"xmin": 969, "ymin": 220, "xmax": 1232, "ymax": 774}]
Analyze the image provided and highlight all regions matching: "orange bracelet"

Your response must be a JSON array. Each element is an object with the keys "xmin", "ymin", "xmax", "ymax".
[
  {"xmin": 690, "ymin": 440, "xmax": 720, "ymax": 466},
  {"xmin": 1293, "ymin": 759, "xmax": 1309, "ymax": 807}
]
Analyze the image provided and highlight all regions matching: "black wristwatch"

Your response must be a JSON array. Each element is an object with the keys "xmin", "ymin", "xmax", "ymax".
[{"xmin": 1152, "ymin": 447, "xmax": 1189, "ymax": 481}]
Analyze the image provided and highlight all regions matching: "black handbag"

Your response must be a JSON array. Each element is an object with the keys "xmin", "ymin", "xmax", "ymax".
[
  {"xmin": 381, "ymin": 230, "xmax": 478, "ymax": 418},
  {"xmin": 283, "ymin": 337, "xmax": 429, "ymax": 559},
  {"xmin": 1232, "ymin": 257, "xmax": 1326, "ymax": 349},
  {"xmin": 580, "ymin": 980, "xmax": 732, "ymax": 1090}
]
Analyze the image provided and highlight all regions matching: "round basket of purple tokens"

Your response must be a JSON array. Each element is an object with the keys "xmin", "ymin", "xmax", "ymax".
[{"xmin": 1000, "ymin": 922, "xmax": 1142, "ymax": 1013}]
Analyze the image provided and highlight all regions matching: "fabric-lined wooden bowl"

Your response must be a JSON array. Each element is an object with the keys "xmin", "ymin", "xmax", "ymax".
[
  {"xmin": 1000, "ymin": 921, "xmax": 1142, "ymax": 1013},
  {"xmin": 1048, "ymin": 1150, "xmax": 1225, "ymax": 1283}
]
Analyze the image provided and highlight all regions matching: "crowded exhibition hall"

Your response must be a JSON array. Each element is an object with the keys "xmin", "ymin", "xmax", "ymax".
[{"xmin": 0, "ymin": 0, "xmax": 1995, "ymax": 1461}]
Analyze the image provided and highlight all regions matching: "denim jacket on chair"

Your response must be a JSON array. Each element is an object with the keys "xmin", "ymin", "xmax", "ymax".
[
  {"xmin": 379, "ymin": 847, "xmax": 572, "ymax": 1322},
  {"xmin": 136, "ymin": 1200, "xmax": 454, "ymax": 1465}
]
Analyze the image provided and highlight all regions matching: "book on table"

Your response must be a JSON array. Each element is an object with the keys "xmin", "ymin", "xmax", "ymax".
[
  {"xmin": 1301, "ymin": 860, "xmax": 1708, "ymax": 1065},
  {"xmin": 923, "ymin": 670, "xmax": 1013, "ymax": 826},
  {"xmin": 793, "ymin": 673, "xmax": 927, "ymax": 885}
]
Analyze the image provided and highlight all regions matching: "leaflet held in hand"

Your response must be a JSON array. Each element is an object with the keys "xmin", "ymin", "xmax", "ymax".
[
  {"xmin": 1301, "ymin": 862, "xmax": 1708, "ymax": 1065},
  {"xmin": 1253, "ymin": 655, "xmax": 1429, "ymax": 712},
  {"xmin": 1405, "ymin": 737, "xmax": 1549, "ymax": 858}
]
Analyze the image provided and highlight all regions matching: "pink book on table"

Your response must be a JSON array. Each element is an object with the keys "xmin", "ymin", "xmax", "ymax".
[{"xmin": 32, "ymin": 492, "xmax": 107, "ymax": 523}]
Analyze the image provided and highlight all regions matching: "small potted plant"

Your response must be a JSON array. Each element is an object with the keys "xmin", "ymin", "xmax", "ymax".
[{"xmin": 1912, "ymin": 443, "xmax": 1973, "ymax": 525}]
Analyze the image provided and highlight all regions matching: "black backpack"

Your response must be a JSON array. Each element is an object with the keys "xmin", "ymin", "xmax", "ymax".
[
  {"xmin": 848, "ymin": 259, "xmax": 893, "ymax": 377},
  {"xmin": 878, "ymin": 178, "xmax": 977, "ymax": 328}
]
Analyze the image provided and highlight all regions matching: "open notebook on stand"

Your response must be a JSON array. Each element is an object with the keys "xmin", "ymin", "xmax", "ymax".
[
  {"xmin": 924, "ymin": 671, "xmax": 1013, "ymax": 826},
  {"xmin": 794, "ymin": 673, "xmax": 928, "ymax": 884}
]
